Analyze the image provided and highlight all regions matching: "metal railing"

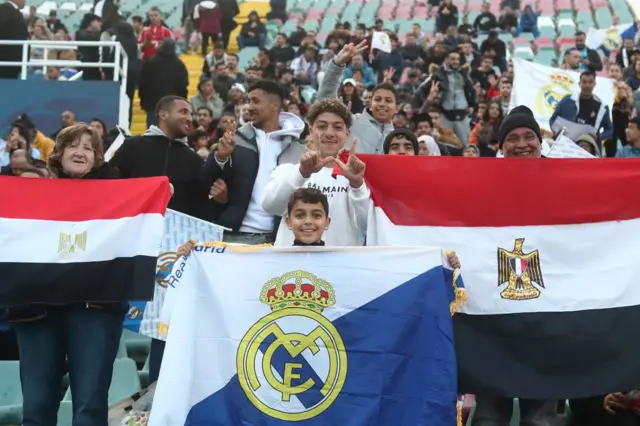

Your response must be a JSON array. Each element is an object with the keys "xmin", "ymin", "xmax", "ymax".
[{"xmin": 0, "ymin": 39, "xmax": 130, "ymax": 129}]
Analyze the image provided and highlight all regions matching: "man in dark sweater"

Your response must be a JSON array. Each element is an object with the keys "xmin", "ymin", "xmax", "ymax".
[{"xmin": 269, "ymin": 33, "xmax": 295, "ymax": 65}]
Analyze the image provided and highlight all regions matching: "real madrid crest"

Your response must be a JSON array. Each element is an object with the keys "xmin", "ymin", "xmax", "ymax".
[
  {"xmin": 536, "ymin": 72, "xmax": 574, "ymax": 119},
  {"xmin": 236, "ymin": 270, "xmax": 347, "ymax": 421}
]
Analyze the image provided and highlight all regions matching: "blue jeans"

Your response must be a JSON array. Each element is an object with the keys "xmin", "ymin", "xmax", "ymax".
[
  {"xmin": 146, "ymin": 110, "xmax": 156, "ymax": 129},
  {"xmin": 237, "ymin": 34, "xmax": 266, "ymax": 50},
  {"xmin": 148, "ymin": 338, "xmax": 165, "ymax": 384},
  {"xmin": 518, "ymin": 24, "xmax": 540, "ymax": 38},
  {"xmin": 13, "ymin": 306, "xmax": 123, "ymax": 426}
]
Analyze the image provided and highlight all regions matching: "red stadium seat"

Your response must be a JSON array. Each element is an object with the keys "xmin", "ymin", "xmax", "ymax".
[{"xmin": 534, "ymin": 37, "xmax": 555, "ymax": 50}]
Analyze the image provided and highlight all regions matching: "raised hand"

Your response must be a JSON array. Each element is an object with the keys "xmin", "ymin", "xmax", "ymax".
[
  {"xmin": 177, "ymin": 239, "xmax": 196, "ymax": 257},
  {"xmin": 334, "ymin": 139, "xmax": 365, "ymax": 188},
  {"xmin": 299, "ymin": 150, "xmax": 333, "ymax": 178},
  {"xmin": 383, "ymin": 68, "xmax": 396, "ymax": 83},
  {"xmin": 334, "ymin": 40, "xmax": 369, "ymax": 66},
  {"xmin": 215, "ymin": 130, "xmax": 236, "ymax": 160}
]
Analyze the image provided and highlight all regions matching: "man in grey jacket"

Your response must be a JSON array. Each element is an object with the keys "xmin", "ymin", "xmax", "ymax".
[{"xmin": 317, "ymin": 41, "xmax": 396, "ymax": 154}]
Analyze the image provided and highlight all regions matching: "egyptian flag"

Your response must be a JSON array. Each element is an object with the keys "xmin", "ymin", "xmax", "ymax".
[
  {"xmin": 0, "ymin": 176, "xmax": 169, "ymax": 307},
  {"xmin": 361, "ymin": 155, "xmax": 640, "ymax": 399}
]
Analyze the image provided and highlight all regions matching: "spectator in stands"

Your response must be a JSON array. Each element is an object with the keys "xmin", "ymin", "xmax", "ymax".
[
  {"xmin": 256, "ymin": 48, "xmax": 276, "ymax": 79},
  {"xmin": 210, "ymin": 111, "xmax": 238, "ymax": 145},
  {"xmin": 497, "ymin": 6, "xmax": 518, "ymax": 36},
  {"xmin": 191, "ymin": 77, "xmax": 224, "ymax": 120},
  {"xmin": 480, "ymin": 30, "xmax": 507, "ymax": 72},
  {"xmin": 0, "ymin": 124, "xmax": 39, "ymax": 167},
  {"xmin": 574, "ymin": 31, "xmax": 603, "ymax": 72},
  {"xmin": 291, "ymin": 45, "xmax": 319, "ymax": 86},
  {"xmin": 26, "ymin": 6, "xmax": 37, "ymax": 26},
  {"xmin": 225, "ymin": 83, "xmax": 247, "ymax": 117},
  {"xmin": 201, "ymin": 80, "xmax": 306, "ymax": 243},
  {"xmin": 608, "ymin": 81, "xmax": 635, "ymax": 157},
  {"xmin": 212, "ymin": 62, "xmax": 235, "ymax": 103},
  {"xmin": 463, "ymin": 144, "xmax": 480, "ymax": 156},
  {"xmin": 400, "ymin": 33, "xmax": 427, "ymax": 65},
  {"xmin": 616, "ymin": 116, "xmax": 640, "ymax": 157},
  {"xmin": 139, "ymin": 38, "xmax": 189, "ymax": 128},
  {"xmin": 427, "ymin": 106, "xmax": 464, "ymax": 150},
  {"xmin": 195, "ymin": 106, "xmax": 216, "ymax": 135},
  {"xmin": 339, "ymin": 79, "xmax": 365, "ymax": 114},
  {"xmin": 245, "ymin": 65, "xmax": 261, "ymax": 88},
  {"xmin": 471, "ymin": 55, "xmax": 496, "ymax": 91},
  {"xmin": 202, "ymin": 41, "xmax": 227, "ymax": 78},
  {"xmin": 563, "ymin": 47, "xmax": 582, "ymax": 71},
  {"xmin": 131, "ymin": 15, "xmax": 143, "ymax": 37},
  {"xmin": 237, "ymin": 10, "xmax": 266, "ymax": 49},
  {"xmin": 424, "ymin": 49, "xmax": 477, "ymax": 145},
  {"xmin": 444, "ymin": 25, "xmax": 464, "ymax": 49},
  {"xmin": 194, "ymin": 1, "xmax": 222, "ymax": 57},
  {"xmin": 76, "ymin": 13, "xmax": 103, "ymax": 81},
  {"xmin": 14, "ymin": 113, "xmax": 55, "ymax": 160},
  {"xmin": 550, "ymin": 71, "xmax": 613, "ymax": 150},
  {"xmin": 111, "ymin": 95, "xmax": 210, "ymax": 383},
  {"xmin": 608, "ymin": 63, "xmax": 623, "ymax": 81},
  {"xmin": 296, "ymin": 31, "xmax": 322, "ymax": 56},
  {"xmin": 0, "ymin": 0, "xmax": 29, "ymax": 79},
  {"xmin": 616, "ymin": 38, "xmax": 635, "ymax": 70},
  {"xmin": 469, "ymin": 100, "xmax": 504, "ymax": 145},
  {"xmin": 10, "ymin": 124, "xmax": 122, "ymax": 426},
  {"xmin": 626, "ymin": 59, "xmax": 640, "ymax": 91},
  {"xmin": 517, "ymin": 5, "xmax": 540, "ymax": 38},
  {"xmin": 458, "ymin": 14, "xmax": 474, "ymax": 38},
  {"xmin": 50, "ymin": 110, "xmax": 78, "ymax": 140},
  {"xmin": 226, "ymin": 53, "xmax": 245, "ymax": 83},
  {"xmin": 0, "ymin": 148, "xmax": 32, "ymax": 175},
  {"xmin": 46, "ymin": 10, "xmax": 67, "ymax": 34},
  {"xmin": 342, "ymin": 54, "xmax": 376, "ymax": 89},
  {"xmin": 498, "ymin": 78, "xmax": 512, "ymax": 115},
  {"xmin": 458, "ymin": 37, "xmax": 481, "ymax": 68},
  {"xmin": 217, "ymin": 0, "xmax": 239, "ymax": 48},
  {"xmin": 436, "ymin": 0, "xmax": 459, "ymax": 34},
  {"xmin": 270, "ymin": 33, "xmax": 296, "ymax": 65},
  {"xmin": 139, "ymin": 7, "xmax": 173, "ymax": 60},
  {"xmin": 473, "ymin": 3, "xmax": 498, "ymax": 34},
  {"xmin": 319, "ymin": 41, "xmax": 396, "ymax": 154},
  {"xmin": 262, "ymin": 99, "xmax": 368, "ymax": 247},
  {"xmin": 29, "ymin": 20, "xmax": 54, "ymax": 62},
  {"xmin": 89, "ymin": 117, "xmax": 109, "ymax": 148},
  {"xmin": 372, "ymin": 34, "xmax": 403, "ymax": 84}
]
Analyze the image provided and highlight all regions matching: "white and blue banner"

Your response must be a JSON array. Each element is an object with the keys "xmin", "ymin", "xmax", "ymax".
[
  {"xmin": 122, "ymin": 209, "xmax": 224, "ymax": 339},
  {"xmin": 149, "ymin": 245, "xmax": 464, "ymax": 426},
  {"xmin": 586, "ymin": 23, "xmax": 639, "ymax": 55}
]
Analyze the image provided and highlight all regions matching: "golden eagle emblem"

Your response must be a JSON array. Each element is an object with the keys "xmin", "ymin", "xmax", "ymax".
[{"xmin": 497, "ymin": 238, "xmax": 544, "ymax": 300}]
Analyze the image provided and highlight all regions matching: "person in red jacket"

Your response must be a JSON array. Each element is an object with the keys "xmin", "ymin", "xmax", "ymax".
[
  {"xmin": 195, "ymin": 2, "xmax": 222, "ymax": 56},
  {"xmin": 139, "ymin": 6, "xmax": 172, "ymax": 59}
]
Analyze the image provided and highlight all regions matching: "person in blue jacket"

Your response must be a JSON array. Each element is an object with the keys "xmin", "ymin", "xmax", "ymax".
[
  {"xmin": 518, "ymin": 5, "xmax": 540, "ymax": 38},
  {"xmin": 549, "ymin": 70, "xmax": 613, "ymax": 152}
]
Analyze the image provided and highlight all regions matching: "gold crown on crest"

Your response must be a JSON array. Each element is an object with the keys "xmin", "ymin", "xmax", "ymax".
[
  {"xmin": 260, "ymin": 270, "xmax": 336, "ymax": 313},
  {"xmin": 549, "ymin": 72, "xmax": 573, "ymax": 86}
]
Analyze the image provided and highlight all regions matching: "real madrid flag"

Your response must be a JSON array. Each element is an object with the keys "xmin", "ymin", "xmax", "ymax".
[
  {"xmin": 148, "ymin": 245, "xmax": 463, "ymax": 426},
  {"xmin": 510, "ymin": 58, "xmax": 614, "ymax": 130}
]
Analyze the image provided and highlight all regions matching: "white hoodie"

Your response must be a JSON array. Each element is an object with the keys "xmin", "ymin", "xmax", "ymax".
[
  {"xmin": 261, "ymin": 164, "xmax": 370, "ymax": 246},
  {"xmin": 240, "ymin": 113, "xmax": 306, "ymax": 234}
]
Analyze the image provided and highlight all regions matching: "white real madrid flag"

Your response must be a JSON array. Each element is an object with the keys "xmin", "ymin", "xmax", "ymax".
[
  {"xmin": 586, "ymin": 23, "xmax": 639, "ymax": 57},
  {"xmin": 510, "ymin": 58, "xmax": 614, "ymax": 130},
  {"xmin": 371, "ymin": 31, "xmax": 392, "ymax": 53},
  {"xmin": 149, "ymin": 245, "xmax": 463, "ymax": 426}
]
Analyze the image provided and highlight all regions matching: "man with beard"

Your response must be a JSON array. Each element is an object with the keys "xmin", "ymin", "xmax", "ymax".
[
  {"xmin": 574, "ymin": 31, "xmax": 603, "ymax": 72},
  {"xmin": 201, "ymin": 80, "xmax": 306, "ymax": 244},
  {"xmin": 110, "ymin": 95, "xmax": 211, "ymax": 387},
  {"xmin": 50, "ymin": 111, "xmax": 77, "ymax": 140},
  {"xmin": 261, "ymin": 98, "xmax": 369, "ymax": 247},
  {"xmin": 318, "ymin": 40, "xmax": 396, "ymax": 154}
]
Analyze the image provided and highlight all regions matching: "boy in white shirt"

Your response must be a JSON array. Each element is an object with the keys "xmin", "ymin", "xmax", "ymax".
[{"xmin": 261, "ymin": 99, "xmax": 370, "ymax": 246}]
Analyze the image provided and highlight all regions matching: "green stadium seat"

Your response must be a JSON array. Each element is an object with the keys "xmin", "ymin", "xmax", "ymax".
[
  {"xmin": 0, "ymin": 361, "xmax": 22, "ymax": 425},
  {"xmin": 535, "ymin": 50, "xmax": 556, "ymax": 66},
  {"xmin": 57, "ymin": 401, "xmax": 73, "ymax": 426},
  {"xmin": 121, "ymin": 329, "xmax": 151, "ymax": 363},
  {"xmin": 237, "ymin": 47, "xmax": 259, "ymax": 70}
]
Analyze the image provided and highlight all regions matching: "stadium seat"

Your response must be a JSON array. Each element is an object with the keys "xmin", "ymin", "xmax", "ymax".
[
  {"xmin": 557, "ymin": 18, "xmax": 576, "ymax": 37},
  {"xmin": 121, "ymin": 329, "xmax": 151, "ymax": 362},
  {"xmin": 57, "ymin": 401, "xmax": 73, "ymax": 426},
  {"xmin": 535, "ymin": 50, "xmax": 557, "ymax": 66},
  {"xmin": 238, "ymin": 47, "xmax": 259, "ymax": 70},
  {"xmin": 0, "ymin": 361, "xmax": 22, "ymax": 425},
  {"xmin": 537, "ymin": 15, "xmax": 556, "ymax": 38},
  {"xmin": 534, "ymin": 37, "xmax": 555, "ymax": 51},
  {"xmin": 514, "ymin": 45, "xmax": 534, "ymax": 60},
  {"xmin": 64, "ymin": 358, "xmax": 142, "ymax": 405}
]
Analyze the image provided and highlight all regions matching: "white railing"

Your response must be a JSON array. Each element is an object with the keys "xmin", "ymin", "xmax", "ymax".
[{"xmin": 0, "ymin": 39, "xmax": 130, "ymax": 130}]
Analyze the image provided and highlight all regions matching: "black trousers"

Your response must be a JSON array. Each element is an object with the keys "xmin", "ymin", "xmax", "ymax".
[{"xmin": 201, "ymin": 32, "xmax": 219, "ymax": 56}]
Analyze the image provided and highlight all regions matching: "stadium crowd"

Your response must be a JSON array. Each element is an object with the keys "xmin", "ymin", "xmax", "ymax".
[{"xmin": 1, "ymin": 0, "xmax": 640, "ymax": 424}]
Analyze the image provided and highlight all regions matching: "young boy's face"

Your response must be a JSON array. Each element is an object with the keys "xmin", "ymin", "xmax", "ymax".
[
  {"xmin": 387, "ymin": 136, "xmax": 416, "ymax": 156},
  {"xmin": 286, "ymin": 200, "xmax": 331, "ymax": 244},
  {"xmin": 311, "ymin": 112, "xmax": 349, "ymax": 159}
]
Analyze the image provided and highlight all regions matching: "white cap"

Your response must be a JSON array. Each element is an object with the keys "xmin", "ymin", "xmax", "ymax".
[
  {"xmin": 342, "ymin": 78, "xmax": 357, "ymax": 86},
  {"xmin": 230, "ymin": 83, "xmax": 246, "ymax": 94}
]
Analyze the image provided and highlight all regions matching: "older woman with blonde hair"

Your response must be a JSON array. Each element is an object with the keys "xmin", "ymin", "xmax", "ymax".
[{"xmin": 10, "ymin": 123, "xmax": 124, "ymax": 426}]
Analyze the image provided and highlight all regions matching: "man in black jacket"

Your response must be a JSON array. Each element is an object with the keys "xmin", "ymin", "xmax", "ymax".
[
  {"xmin": 76, "ymin": 13, "xmax": 103, "ymax": 81},
  {"xmin": 201, "ymin": 80, "xmax": 306, "ymax": 245},
  {"xmin": 0, "ymin": 0, "xmax": 29, "ymax": 79},
  {"xmin": 110, "ymin": 95, "xmax": 213, "ymax": 387},
  {"xmin": 574, "ymin": 31, "xmax": 603, "ymax": 73}
]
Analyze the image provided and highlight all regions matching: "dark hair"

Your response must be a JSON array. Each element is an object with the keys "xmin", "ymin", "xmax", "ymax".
[
  {"xmin": 575, "ymin": 31, "xmax": 586, "ymax": 37},
  {"xmin": 412, "ymin": 113, "xmax": 433, "ymax": 130},
  {"xmin": 90, "ymin": 117, "xmax": 108, "ymax": 139},
  {"xmin": 565, "ymin": 47, "xmax": 579, "ymax": 56},
  {"xmin": 214, "ymin": 41, "xmax": 224, "ymax": 50},
  {"xmin": 383, "ymin": 128, "xmax": 419, "ymax": 154},
  {"xmin": 214, "ymin": 62, "xmax": 226, "ymax": 70},
  {"xmin": 248, "ymin": 79, "xmax": 286, "ymax": 104},
  {"xmin": 445, "ymin": 48, "xmax": 460, "ymax": 58},
  {"xmin": 155, "ymin": 95, "xmax": 187, "ymax": 119},
  {"xmin": 372, "ymin": 82, "xmax": 397, "ymax": 102},
  {"xmin": 428, "ymin": 105, "xmax": 443, "ymax": 114},
  {"xmin": 48, "ymin": 124, "xmax": 103, "ymax": 175},
  {"xmin": 306, "ymin": 98, "xmax": 352, "ymax": 127},
  {"xmin": 287, "ymin": 188, "xmax": 329, "ymax": 216},
  {"xmin": 131, "ymin": 15, "xmax": 143, "ymax": 23},
  {"xmin": 10, "ymin": 123, "xmax": 34, "ymax": 146},
  {"xmin": 276, "ymin": 32, "xmax": 287, "ymax": 39},
  {"xmin": 188, "ymin": 129, "xmax": 209, "ymax": 146},
  {"xmin": 198, "ymin": 77, "xmax": 212, "ymax": 92},
  {"xmin": 228, "ymin": 53, "xmax": 238, "ymax": 60},
  {"xmin": 580, "ymin": 70, "xmax": 596, "ymax": 80},
  {"xmin": 197, "ymin": 106, "xmax": 213, "ymax": 117},
  {"xmin": 13, "ymin": 113, "xmax": 35, "ymax": 131},
  {"xmin": 482, "ymin": 100, "xmax": 504, "ymax": 124}
]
